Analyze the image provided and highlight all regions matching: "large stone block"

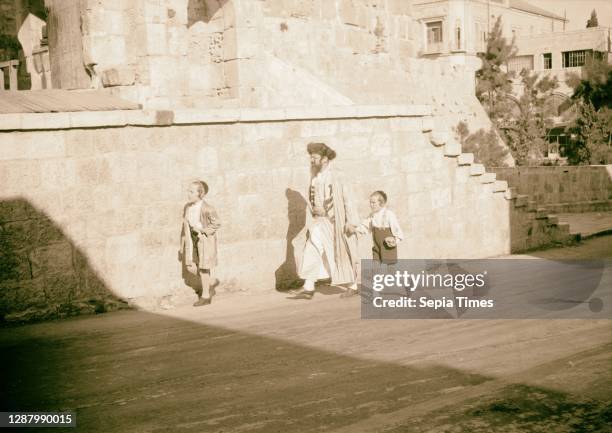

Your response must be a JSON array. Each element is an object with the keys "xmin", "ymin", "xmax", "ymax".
[
  {"xmin": 18, "ymin": 113, "xmax": 71, "ymax": 131},
  {"xmin": 3, "ymin": 219, "xmax": 39, "ymax": 251},
  {"xmin": 29, "ymin": 243, "xmax": 73, "ymax": 279},
  {"xmin": 390, "ymin": 117, "xmax": 422, "ymax": 132},
  {"xmin": 0, "ymin": 278, "xmax": 46, "ymax": 314},
  {"xmin": 101, "ymin": 67, "xmax": 136, "ymax": 87},
  {"xmin": 300, "ymin": 120, "xmax": 338, "ymax": 137}
]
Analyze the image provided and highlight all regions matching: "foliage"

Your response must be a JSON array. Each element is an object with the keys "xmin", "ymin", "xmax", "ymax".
[
  {"xmin": 567, "ymin": 57, "xmax": 612, "ymax": 111},
  {"xmin": 0, "ymin": 34, "xmax": 21, "ymax": 61},
  {"xmin": 474, "ymin": 17, "xmax": 560, "ymax": 165},
  {"xmin": 563, "ymin": 58, "xmax": 611, "ymax": 164},
  {"xmin": 455, "ymin": 121, "xmax": 510, "ymax": 167},
  {"xmin": 475, "ymin": 17, "xmax": 517, "ymax": 126},
  {"xmin": 586, "ymin": 10, "xmax": 599, "ymax": 28},
  {"xmin": 564, "ymin": 103, "xmax": 611, "ymax": 165},
  {"xmin": 501, "ymin": 70, "xmax": 559, "ymax": 165}
]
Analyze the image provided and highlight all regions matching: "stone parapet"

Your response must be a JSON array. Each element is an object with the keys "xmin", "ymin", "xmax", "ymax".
[
  {"xmin": 491, "ymin": 166, "xmax": 612, "ymax": 213},
  {"xmin": 0, "ymin": 105, "xmax": 433, "ymax": 131}
]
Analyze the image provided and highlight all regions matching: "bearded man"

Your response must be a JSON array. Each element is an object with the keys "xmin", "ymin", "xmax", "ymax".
[{"xmin": 290, "ymin": 142, "xmax": 361, "ymax": 299}]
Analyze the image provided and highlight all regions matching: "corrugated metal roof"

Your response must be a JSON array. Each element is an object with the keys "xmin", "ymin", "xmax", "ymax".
[
  {"xmin": 509, "ymin": 0, "xmax": 567, "ymax": 21},
  {"xmin": 0, "ymin": 90, "xmax": 140, "ymax": 114}
]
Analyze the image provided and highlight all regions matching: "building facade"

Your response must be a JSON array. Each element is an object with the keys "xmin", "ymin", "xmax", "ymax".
[
  {"xmin": 512, "ymin": 26, "xmax": 611, "ymax": 96},
  {"xmin": 411, "ymin": 0, "xmax": 567, "ymax": 58},
  {"xmin": 412, "ymin": 0, "xmax": 611, "ymax": 98}
]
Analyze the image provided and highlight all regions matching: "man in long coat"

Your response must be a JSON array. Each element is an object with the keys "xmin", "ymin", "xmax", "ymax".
[{"xmin": 290, "ymin": 142, "xmax": 361, "ymax": 299}]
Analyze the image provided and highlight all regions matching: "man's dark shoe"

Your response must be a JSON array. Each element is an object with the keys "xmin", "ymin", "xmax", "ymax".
[
  {"xmin": 287, "ymin": 288, "xmax": 314, "ymax": 300},
  {"xmin": 340, "ymin": 288, "xmax": 359, "ymax": 299},
  {"xmin": 193, "ymin": 297, "xmax": 211, "ymax": 307}
]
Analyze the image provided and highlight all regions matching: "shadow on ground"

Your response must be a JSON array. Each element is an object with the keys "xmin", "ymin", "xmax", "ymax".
[
  {"xmin": 0, "ymin": 310, "xmax": 610, "ymax": 433},
  {"xmin": 1, "ymin": 200, "xmax": 610, "ymax": 432}
]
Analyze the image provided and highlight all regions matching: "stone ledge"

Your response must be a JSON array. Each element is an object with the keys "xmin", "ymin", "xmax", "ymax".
[{"xmin": 0, "ymin": 105, "xmax": 433, "ymax": 131}]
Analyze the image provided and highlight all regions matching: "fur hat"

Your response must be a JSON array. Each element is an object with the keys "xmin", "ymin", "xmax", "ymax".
[{"xmin": 307, "ymin": 142, "xmax": 337, "ymax": 160}]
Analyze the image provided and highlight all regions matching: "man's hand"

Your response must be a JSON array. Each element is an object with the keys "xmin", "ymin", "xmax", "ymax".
[
  {"xmin": 346, "ymin": 224, "xmax": 357, "ymax": 234},
  {"xmin": 187, "ymin": 263, "xmax": 198, "ymax": 274},
  {"xmin": 201, "ymin": 228, "xmax": 215, "ymax": 237},
  {"xmin": 312, "ymin": 206, "xmax": 326, "ymax": 217}
]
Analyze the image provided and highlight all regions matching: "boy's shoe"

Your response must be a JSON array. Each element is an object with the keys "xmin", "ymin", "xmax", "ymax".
[
  {"xmin": 288, "ymin": 288, "xmax": 314, "ymax": 300},
  {"xmin": 210, "ymin": 279, "xmax": 220, "ymax": 297},
  {"xmin": 193, "ymin": 297, "xmax": 211, "ymax": 307}
]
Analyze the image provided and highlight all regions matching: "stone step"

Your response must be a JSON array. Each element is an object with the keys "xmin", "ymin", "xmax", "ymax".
[
  {"xmin": 546, "ymin": 214, "xmax": 559, "ymax": 225},
  {"xmin": 514, "ymin": 195, "xmax": 528, "ymax": 207},
  {"xmin": 480, "ymin": 172, "xmax": 496, "ymax": 184},
  {"xmin": 457, "ymin": 153, "xmax": 474, "ymax": 165},
  {"xmin": 504, "ymin": 187, "xmax": 517, "ymax": 200},
  {"xmin": 535, "ymin": 208, "xmax": 548, "ymax": 219},
  {"xmin": 430, "ymin": 131, "xmax": 449, "ymax": 147},
  {"xmin": 422, "ymin": 116, "xmax": 434, "ymax": 132},
  {"xmin": 469, "ymin": 163, "xmax": 485, "ymax": 176},
  {"xmin": 527, "ymin": 200, "xmax": 537, "ymax": 212},
  {"xmin": 557, "ymin": 222, "xmax": 570, "ymax": 233},
  {"xmin": 444, "ymin": 139, "xmax": 461, "ymax": 156},
  {"xmin": 493, "ymin": 180, "xmax": 508, "ymax": 192}
]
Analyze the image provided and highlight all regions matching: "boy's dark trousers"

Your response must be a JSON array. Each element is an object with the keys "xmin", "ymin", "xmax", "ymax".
[{"xmin": 372, "ymin": 226, "xmax": 397, "ymax": 264}]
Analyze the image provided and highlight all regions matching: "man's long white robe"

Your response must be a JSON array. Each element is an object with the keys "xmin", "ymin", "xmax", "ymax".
[{"xmin": 293, "ymin": 166, "xmax": 360, "ymax": 285}]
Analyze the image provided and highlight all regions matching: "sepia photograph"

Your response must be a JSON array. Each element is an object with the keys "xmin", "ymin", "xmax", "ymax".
[{"xmin": 0, "ymin": 0, "xmax": 611, "ymax": 432}]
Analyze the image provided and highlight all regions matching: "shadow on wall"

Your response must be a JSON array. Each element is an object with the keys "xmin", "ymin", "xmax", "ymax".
[
  {"xmin": 274, "ymin": 188, "xmax": 307, "ymax": 290},
  {"xmin": 0, "ymin": 197, "xmax": 128, "ymax": 324},
  {"xmin": 187, "ymin": 0, "xmax": 229, "ymax": 26}
]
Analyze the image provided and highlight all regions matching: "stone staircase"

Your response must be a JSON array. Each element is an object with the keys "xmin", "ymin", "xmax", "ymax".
[{"xmin": 427, "ymin": 127, "xmax": 577, "ymax": 253}]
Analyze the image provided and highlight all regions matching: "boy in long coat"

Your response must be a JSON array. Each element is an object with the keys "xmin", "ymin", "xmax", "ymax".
[{"xmin": 181, "ymin": 180, "xmax": 220, "ymax": 306}]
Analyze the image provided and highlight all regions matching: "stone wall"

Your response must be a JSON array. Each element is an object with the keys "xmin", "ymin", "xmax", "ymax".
[
  {"xmin": 39, "ymin": 1, "xmax": 498, "ymax": 138},
  {"xmin": 253, "ymin": 0, "xmax": 509, "ymax": 163},
  {"xmin": 1, "ymin": 106, "xmax": 519, "ymax": 321},
  {"xmin": 492, "ymin": 166, "xmax": 612, "ymax": 213}
]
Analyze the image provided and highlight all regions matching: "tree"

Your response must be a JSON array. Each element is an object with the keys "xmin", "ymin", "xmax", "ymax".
[
  {"xmin": 474, "ymin": 17, "xmax": 560, "ymax": 165},
  {"xmin": 466, "ymin": 16, "xmax": 515, "ymax": 166},
  {"xmin": 501, "ymin": 71, "xmax": 559, "ymax": 165},
  {"xmin": 475, "ymin": 17, "xmax": 517, "ymax": 126},
  {"xmin": 586, "ymin": 10, "xmax": 599, "ymax": 28},
  {"xmin": 568, "ymin": 57, "xmax": 612, "ymax": 111},
  {"xmin": 564, "ymin": 58, "xmax": 611, "ymax": 164}
]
